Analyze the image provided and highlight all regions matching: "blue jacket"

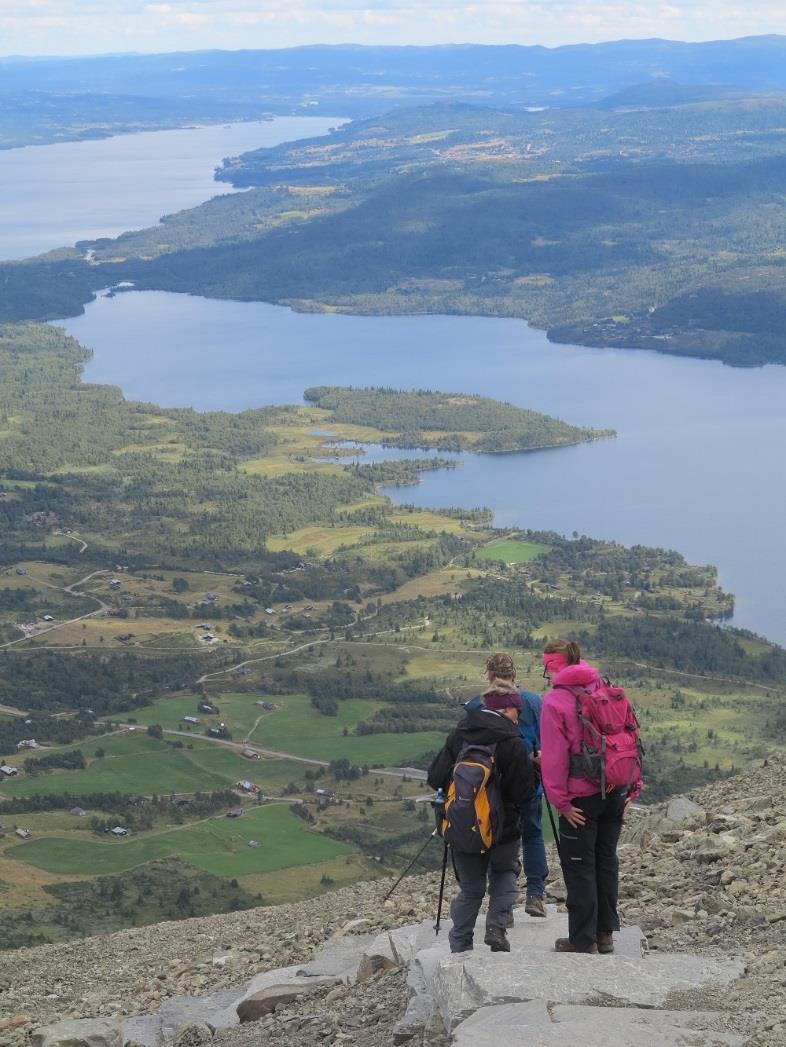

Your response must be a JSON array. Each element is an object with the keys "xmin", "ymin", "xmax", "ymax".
[{"xmin": 465, "ymin": 690, "xmax": 543, "ymax": 795}]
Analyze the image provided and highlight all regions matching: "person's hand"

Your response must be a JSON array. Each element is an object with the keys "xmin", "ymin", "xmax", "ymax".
[
  {"xmin": 561, "ymin": 805, "xmax": 586, "ymax": 828},
  {"xmin": 532, "ymin": 751, "xmax": 542, "ymax": 767}
]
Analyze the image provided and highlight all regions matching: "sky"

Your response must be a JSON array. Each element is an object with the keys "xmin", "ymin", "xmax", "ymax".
[{"xmin": 2, "ymin": 1, "xmax": 786, "ymax": 56}]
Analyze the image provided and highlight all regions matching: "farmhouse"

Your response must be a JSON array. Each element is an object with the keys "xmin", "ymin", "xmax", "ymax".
[
  {"xmin": 226, "ymin": 808, "xmax": 244, "ymax": 818},
  {"xmin": 182, "ymin": 715, "xmax": 200, "ymax": 725},
  {"xmin": 15, "ymin": 828, "xmax": 32, "ymax": 839},
  {"xmin": 255, "ymin": 701, "xmax": 277, "ymax": 711},
  {"xmin": 16, "ymin": 739, "xmax": 39, "ymax": 751},
  {"xmin": 198, "ymin": 702, "xmax": 218, "ymax": 714},
  {"xmin": 0, "ymin": 765, "xmax": 18, "ymax": 777},
  {"xmin": 42, "ymin": 614, "xmax": 55, "ymax": 622},
  {"xmin": 70, "ymin": 806, "xmax": 87, "ymax": 817},
  {"xmin": 242, "ymin": 748, "xmax": 260, "ymax": 760},
  {"xmin": 111, "ymin": 826, "xmax": 129, "ymax": 836},
  {"xmin": 235, "ymin": 779, "xmax": 257, "ymax": 794}
]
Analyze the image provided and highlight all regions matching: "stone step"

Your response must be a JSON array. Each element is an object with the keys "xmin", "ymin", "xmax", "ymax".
[
  {"xmin": 452, "ymin": 1000, "xmax": 748, "ymax": 1046},
  {"xmin": 433, "ymin": 950, "xmax": 746, "ymax": 1031}
]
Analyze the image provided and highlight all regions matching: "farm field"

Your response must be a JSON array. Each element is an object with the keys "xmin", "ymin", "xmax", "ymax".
[
  {"xmin": 249, "ymin": 694, "xmax": 445, "ymax": 765},
  {"xmin": 475, "ymin": 538, "xmax": 551, "ymax": 564},
  {"xmin": 8, "ymin": 803, "xmax": 351, "ymax": 877},
  {"xmin": 130, "ymin": 692, "xmax": 268, "ymax": 738},
  {"xmin": 0, "ymin": 731, "xmax": 305, "ymax": 797}
]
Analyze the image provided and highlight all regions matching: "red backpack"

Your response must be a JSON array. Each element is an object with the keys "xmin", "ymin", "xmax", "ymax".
[{"xmin": 556, "ymin": 678, "xmax": 643, "ymax": 794}]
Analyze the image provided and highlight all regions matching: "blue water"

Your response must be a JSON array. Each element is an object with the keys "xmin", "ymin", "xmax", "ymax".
[
  {"xmin": 60, "ymin": 291, "xmax": 786, "ymax": 645},
  {"xmin": 0, "ymin": 116, "xmax": 342, "ymax": 260}
]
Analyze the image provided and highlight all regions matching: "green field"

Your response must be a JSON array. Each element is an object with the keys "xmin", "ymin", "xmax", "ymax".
[
  {"xmin": 250, "ymin": 694, "xmax": 445, "ymax": 765},
  {"xmin": 476, "ymin": 539, "xmax": 551, "ymax": 564},
  {"xmin": 132, "ymin": 692, "xmax": 267, "ymax": 738},
  {"xmin": 8, "ymin": 804, "xmax": 351, "ymax": 877},
  {"xmin": 0, "ymin": 732, "xmax": 305, "ymax": 798}
]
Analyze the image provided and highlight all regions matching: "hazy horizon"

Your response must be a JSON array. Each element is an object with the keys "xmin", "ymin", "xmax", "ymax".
[{"xmin": 3, "ymin": 1, "xmax": 786, "ymax": 58}]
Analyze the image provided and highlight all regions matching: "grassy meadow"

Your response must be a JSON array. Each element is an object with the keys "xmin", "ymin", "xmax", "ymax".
[{"xmin": 8, "ymin": 804, "xmax": 350, "ymax": 877}]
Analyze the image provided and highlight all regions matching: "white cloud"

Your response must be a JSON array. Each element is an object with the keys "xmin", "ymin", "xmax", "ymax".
[{"xmin": 2, "ymin": 1, "xmax": 786, "ymax": 55}]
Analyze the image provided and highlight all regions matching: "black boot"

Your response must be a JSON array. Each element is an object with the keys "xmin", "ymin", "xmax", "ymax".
[{"xmin": 484, "ymin": 924, "xmax": 511, "ymax": 952}]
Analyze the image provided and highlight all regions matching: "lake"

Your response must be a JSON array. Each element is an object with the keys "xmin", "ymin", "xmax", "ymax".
[
  {"xmin": 60, "ymin": 290, "xmax": 786, "ymax": 646},
  {"xmin": 0, "ymin": 116, "xmax": 341, "ymax": 260}
]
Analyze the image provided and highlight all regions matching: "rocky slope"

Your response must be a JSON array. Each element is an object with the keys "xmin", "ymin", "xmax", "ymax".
[{"xmin": 1, "ymin": 758, "xmax": 784, "ymax": 1046}]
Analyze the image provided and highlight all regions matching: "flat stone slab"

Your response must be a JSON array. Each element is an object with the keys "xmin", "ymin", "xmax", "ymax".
[
  {"xmin": 453, "ymin": 1001, "xmax": 748, "ymax": 1046},
  {"xmin": 433, "ymin": 951, "xmax": 745, "ymax": 1030},
  {"xmin": 299, "ymin": 932, "xmax": 377, "ymax": 979}
]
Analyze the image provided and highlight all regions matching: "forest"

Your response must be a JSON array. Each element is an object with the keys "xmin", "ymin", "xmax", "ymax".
[{"xmin": 303, "ymin": 387, "xmax": 609, "ymax": 451}]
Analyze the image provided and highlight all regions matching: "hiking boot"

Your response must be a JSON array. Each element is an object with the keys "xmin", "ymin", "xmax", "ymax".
[
  {"xmin": 554, "ymin": 937, "xmax": 598, "ymax": 954},
  {"xmin": 596, "ymin": 931, "xmax": 614, "ymax": 954},
  {"xmin": 525, "ymin": 894, "xmax": 547, "ymax": 918},
  {"xmin": 484, "ymin": 925, "xmax": 511, "ymax": 952}
]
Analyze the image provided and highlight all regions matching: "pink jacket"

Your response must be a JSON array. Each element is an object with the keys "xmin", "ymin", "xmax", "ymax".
[{"xmin": 540, "ymin": 661, "xmax": 603, "ymax": 813}]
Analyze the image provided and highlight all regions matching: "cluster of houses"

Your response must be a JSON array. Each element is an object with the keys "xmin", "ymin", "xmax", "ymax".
[
  {"xmin": 314, "ymin": 788, "xmax": 338, "ymax": 803},
  {"xmin": 16, "ymin": 739, "xmax": 39, "ymax": 751}
]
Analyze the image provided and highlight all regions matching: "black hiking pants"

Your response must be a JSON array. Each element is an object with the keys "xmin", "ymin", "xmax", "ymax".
[{"xmin": 558, "ymin": 789, "xmax": 626, "ymax": 950}]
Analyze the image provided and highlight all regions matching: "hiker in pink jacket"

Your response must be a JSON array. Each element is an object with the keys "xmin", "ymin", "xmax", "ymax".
[{"xmin": 540, "ymin": 638, "xmax": 640, "ymax": 955}]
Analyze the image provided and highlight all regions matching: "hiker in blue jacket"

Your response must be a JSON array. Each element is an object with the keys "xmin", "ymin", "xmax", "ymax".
[{"xmin": 465, "ymin": 651, "xmax": 549, "ymax": 918}]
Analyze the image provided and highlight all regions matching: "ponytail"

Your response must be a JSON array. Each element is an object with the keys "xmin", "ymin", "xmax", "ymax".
[{"xmin": 543, "ymin": 638, "xmax": 582, "ymax": 665}]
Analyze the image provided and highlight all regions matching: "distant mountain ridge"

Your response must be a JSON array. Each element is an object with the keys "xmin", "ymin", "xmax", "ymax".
[{"xmin": 6, "ymin": 36, "xmax": 786, "ymax": 120}]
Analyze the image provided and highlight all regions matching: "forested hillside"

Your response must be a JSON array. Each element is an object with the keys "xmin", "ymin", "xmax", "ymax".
[{"xmin": 6, "ymin": 91, "xmax": 786, "ymax": 363}]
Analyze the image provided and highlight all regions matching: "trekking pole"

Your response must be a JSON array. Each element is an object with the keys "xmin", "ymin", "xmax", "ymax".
[
  {"xmin": 384, "ymin": 830, "xmax": 438, "ymax": 901},
  {"xmin": 434, "ymin": 841, "xmax": 450, "ymax": 936},
  {"xmin": 546, "ymin": 799, "xmax": 562, "ymax": 864}
]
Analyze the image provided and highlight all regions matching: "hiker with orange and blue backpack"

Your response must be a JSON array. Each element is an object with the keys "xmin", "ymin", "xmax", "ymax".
[
  {"xmin": 541, "ymin": 638, "xmax": 644, "ymax": 955},
  {"xmin": 464, "ymin": 652, "xmax": 550, "ymax": 918},
  {"xmin": 428, "ymin": 680, "xmax": 533, "ymax": 954}
]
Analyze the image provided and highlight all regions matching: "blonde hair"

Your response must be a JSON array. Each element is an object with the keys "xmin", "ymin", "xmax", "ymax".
[{"xmin": 543, "ymin": 638, "xmax": 582, "ymax": 665}]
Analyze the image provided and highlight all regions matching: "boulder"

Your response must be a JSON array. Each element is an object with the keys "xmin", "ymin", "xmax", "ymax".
[
  {"xmin": 356, "ymin": 951, "xmax": 399, "ymax": 983},
  {"xmin": 236, "ymin": 974, "xmax": 340, "ymax": 1023},
  {"xmin": 172, "ymin": 1022, "xmax": 214, "ymax": 1046},
  {"xmin": 666, "ymin": 797, "xmax": 706, "ymax": 826},
  {"xmin": 237, "ymin": 983, "xmax": 314, "ymax": 1022},
  {"xmin": 299, "ymin": 932, "xmax": 376, "ymax": 979},
  {"xmin": 30, "ymin": 1018, "xmax": 122, "ymax": 1047}
]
